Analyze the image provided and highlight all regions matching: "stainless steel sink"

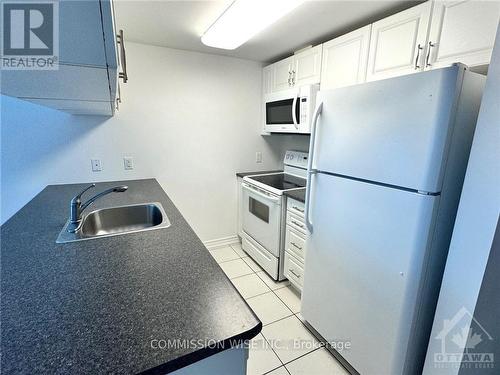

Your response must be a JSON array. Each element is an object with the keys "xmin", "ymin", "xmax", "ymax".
[{"xmin": 56, "ymin": 202, "xmax": 170, "ymax": 243}]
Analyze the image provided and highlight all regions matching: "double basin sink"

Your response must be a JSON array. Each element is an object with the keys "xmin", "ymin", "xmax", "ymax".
[{"xmin": 56, "ymin": 202, "xmax": 171, "ymax": 243}]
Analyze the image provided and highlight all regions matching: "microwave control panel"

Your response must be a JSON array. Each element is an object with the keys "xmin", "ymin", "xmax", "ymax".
[{"xmin": 300, "ymin": 98, "xmax": 308, "ymax": 124}]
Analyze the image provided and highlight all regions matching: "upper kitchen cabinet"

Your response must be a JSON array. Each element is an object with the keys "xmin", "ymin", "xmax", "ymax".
[
  {"xmin": 321, "ymin": 25, "xmax": 372, "ymax": 90},
  {"xmin": 425, "ymin": 0, "xmax": 500, "ymax": 70},
  {"xmin": 262, "ymin": 65, "xmax": 274, "ymax": 95},
  {"xmin": 366, "ymin": 1, "xmax": 432, "ymax": 81},
  {"xmin": 58, "ymin": 0, "xmax": 110, "ymax": 67},
  {"xmin": 270, "ymin": 45, "xmax": 322, "ymax": 92},
  {"xmin": 292, "ymin": 45, "xmax": 323, "ymax": 87},
  {"xmin": 272, "ymin": 56, "xmax": 295, "ymax": 91},
  {"xmin": 0, "ymin": 0, "xmax": 125, "ymax": 116}
]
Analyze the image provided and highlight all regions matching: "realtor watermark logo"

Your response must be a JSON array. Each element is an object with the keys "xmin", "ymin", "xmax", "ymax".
[
  {"xmin": 1, "ymin": 0, "xmax": 59, "ymax": 69},
  {"xmin": 433, "ymin": 307, "xmax": 494, "ymax": 370}
]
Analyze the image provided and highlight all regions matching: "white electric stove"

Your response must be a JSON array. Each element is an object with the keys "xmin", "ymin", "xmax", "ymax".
[{"xmin": 241, "ymin": 151, "xmax": 308, "ymax": 280}]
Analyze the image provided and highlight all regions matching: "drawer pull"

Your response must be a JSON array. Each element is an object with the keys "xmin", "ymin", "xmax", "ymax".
[
  {"xmin": 291, "ymin": 220, "xmax": 305, "ymax": 229},
  {"xmin": 290, "ymin": 241, "xmax": 302, "ymax": 250},
  {"xmin": 289, "ymin": 269, "xmax": 301, "ymax": 279},
  {"xmin": 293, "ymin": 206, "xmax": 304, "ymax": 213}
]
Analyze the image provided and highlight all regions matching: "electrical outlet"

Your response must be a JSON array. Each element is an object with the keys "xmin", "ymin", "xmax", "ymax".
[
  {"xmin": 123, "ymin": 157, "xmax": 134, "ymax": 170},
  {"xmin": 256, "ymin": 152, "xmax": 263, "ymax": 164},
  {"xmin": 91, "ymin": 159, "xmax": 102, "ymax": 172}
]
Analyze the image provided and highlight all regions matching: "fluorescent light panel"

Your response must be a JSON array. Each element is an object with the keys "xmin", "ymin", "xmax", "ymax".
[{"xmin": 201, "ymin": 0, "xmax": 304, "ymax": 50}]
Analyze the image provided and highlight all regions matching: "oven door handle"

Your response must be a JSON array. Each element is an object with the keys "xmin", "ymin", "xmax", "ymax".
[
  {"xmin": 292, "ymin": 91, "xmax": 299, "ymax": 129},
  {"xmin": 243, "ymin": 183, "xmax": 280, "ymax": 203}
]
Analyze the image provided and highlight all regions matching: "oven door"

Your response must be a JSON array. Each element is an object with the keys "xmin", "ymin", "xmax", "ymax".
[
  {"xmin": 264, "ymin": 89, "xmax": 300, "ymax": 133},
  {"xmin": 242, "ymin": 183, "xmax": 282, "ymax": 257}
]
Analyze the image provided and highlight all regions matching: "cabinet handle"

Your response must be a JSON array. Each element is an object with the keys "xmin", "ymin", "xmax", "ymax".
[
  {"xmin": 291, "ymin": 220, "xmax": 305, "ymax": 229},
  {"xmin": 290, "ymin": 241, "xmax": 302, "ymax": 250},
  {"xmin": 289, "ymin": 269, "xmax": 301, "ymax": 279},
  {"xmin": 116, "ymin": 84, "xmax": 121, "ymax": 110},
  {"xmin": 426, "ymin": 41, "xmax": 435, "ymax": 68},
  {"xmin": 288, "ymin": 71, "xmax": 292, "ymax": 86},
  {"xmin": 117, "ymin": 30, "xmax": 128, "ymax": 83},
  {"xmin": 414, "ymin": 44, "xmax": 423, "ymax": 70},
  {"xmin": 292, "ymin": 206, "xmax": 304, "ymax": 213},
  {"xmin": 291, "ymin": 70, "xmax": 296, "ymax": 86}
]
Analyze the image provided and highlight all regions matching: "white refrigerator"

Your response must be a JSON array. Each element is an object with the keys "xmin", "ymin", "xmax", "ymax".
[{"xmin": 301, "ymin": 65, "xmax": 485, "ymax": 375}]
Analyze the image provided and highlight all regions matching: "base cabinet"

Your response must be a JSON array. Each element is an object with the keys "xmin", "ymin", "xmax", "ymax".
[
  {"xmin": 284, "ymin": 198, "xmax": 307, "ymax": 292},
  {"xmin": 171, "ymin": 347, "xmax": 248, "ymax": 375}
]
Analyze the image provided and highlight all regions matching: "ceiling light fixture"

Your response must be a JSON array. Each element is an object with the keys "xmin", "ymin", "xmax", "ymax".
[{"xmin": 201, "ymin": 0, "xmax": 304, "ymax": 50}]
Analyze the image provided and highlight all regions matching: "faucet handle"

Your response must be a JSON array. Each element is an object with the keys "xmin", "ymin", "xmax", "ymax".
[{"xmin": 71, "ymin": 183, "xmax": 96, "ymax": 203}]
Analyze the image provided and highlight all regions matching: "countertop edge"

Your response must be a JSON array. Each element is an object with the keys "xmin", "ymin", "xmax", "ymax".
[{"xmin": 141, "ymin": 321, "xmax": 262, "ymax": 374}]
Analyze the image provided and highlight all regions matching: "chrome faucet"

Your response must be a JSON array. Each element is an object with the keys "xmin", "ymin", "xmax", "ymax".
[{"xmin": 67, "ymin": 183, "xmax": 128, "ymax": 232}]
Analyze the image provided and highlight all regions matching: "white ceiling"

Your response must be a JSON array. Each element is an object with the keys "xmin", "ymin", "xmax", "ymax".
[{"xmin": 115, "ymin": 0, "xmax": 421, "ymax": 63}]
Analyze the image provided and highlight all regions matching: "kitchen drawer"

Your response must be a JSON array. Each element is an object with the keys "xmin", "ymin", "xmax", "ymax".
[
  {"xmin": 284, "ymin": 251, "xmax": 304, "ymax": 291},
  {"xmin": 287, "ymin": 211, "xmax": 307, "ymax": 235},
  {"xmin": 287, "ymin": 197, "xmax": 305, "ymax": 218},
  {"xmin": 285, "ymin": 226, "xmax": 306, "ymax": 262},
  {"xmin": 242, "ymin": 233, "xmax": 279, "ymax": 280}
]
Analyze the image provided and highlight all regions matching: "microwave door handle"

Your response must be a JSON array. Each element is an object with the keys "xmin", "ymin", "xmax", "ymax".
[
  {"xmin": 305, "ymin": 101, "xmax": 323, "ymax": 233},
  {"xmin": 292, "ymin": 92, "xmax": 299, "ymax": 129}
]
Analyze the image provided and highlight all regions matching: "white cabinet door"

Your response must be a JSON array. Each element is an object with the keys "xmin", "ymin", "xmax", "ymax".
[
  {"xmin": 426, "ymin": 0, "xmax": 500, "ymax": 69},
  {"xmin": 272, "ymin": 56, "xmax": 294, "ymax": 91},
  {"xmin": 293, "ymin": 45, "xmax": 323, "ymax": 87},
  {"xmin": 321, "ymin": 25, "xmax": 371, "ymax": 90},
  {"xmin": 58, "ymin": 0, "xmax": 107, "ymax": 67},
  {"xmin": 262, "ymin": 65, "xmax": 274, "ymax": 94},
  {"xmin": 366, "ymin": 1, "xmax": 432, "ymax": 81}
]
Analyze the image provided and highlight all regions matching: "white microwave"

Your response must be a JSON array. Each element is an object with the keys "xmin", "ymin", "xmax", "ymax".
[{"xmin": 263, "ymin": 84, "xmax": 319, "ymax": 134}]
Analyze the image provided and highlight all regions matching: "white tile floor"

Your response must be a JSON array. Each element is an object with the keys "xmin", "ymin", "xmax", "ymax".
[{"xmin": 209, "ymin": 243, "xmax": 350, "ymax": 375}]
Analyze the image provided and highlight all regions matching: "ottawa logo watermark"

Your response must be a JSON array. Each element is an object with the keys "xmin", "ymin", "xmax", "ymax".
[
  {"xmin": 1, "ymin": 1, "xmax": 59, "ymax": 69},
  {"xmin": 433, "ymin": 307, "xmax": 494, "ymax": 369}
]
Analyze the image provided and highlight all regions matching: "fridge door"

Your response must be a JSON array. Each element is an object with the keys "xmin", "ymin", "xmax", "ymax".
[
  {"xmin": 301, "ymin": 173, "xmax": 439, "ymax": 374},
  {"xmin": 313, "ymin": 65, "xmax": 462, "ymax": 193}
]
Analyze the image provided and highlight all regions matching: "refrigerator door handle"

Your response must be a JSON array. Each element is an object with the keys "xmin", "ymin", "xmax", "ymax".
[
  {"xmin": 305, "ymin": 101, "xmax": 323, "ymax": 233},
  {"xmin": 305, "ymin": 170, "xmax": 317, "ymax": 233}
]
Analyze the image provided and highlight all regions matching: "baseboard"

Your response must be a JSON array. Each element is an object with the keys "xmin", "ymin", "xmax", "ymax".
[{"xmin": 204, "ymin": 235, "xmax": 241, "ymax": 250}]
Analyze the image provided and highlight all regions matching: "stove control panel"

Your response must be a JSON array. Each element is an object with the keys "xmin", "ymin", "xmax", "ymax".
[{"xmin": 284, "ymin": 150, "xmax": 309, "ymax": 169}]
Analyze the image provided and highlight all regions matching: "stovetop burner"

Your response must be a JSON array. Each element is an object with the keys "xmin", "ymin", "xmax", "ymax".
[{"xmin": 248, "ymin": 173, "xmax": 306, "ymax": 191}]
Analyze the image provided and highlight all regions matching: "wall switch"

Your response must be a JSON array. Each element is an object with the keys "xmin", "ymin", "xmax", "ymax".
[
  {"xmin": 91, "ymin": 159, "xmax": 102, "ymax": 172},
  {"xmin": 256, "ymin": 152, "xmax": 263, "ymax": 164},
  {"xmin": 123, "ymin": 157, "xmax": 134, "ymax": 170}
]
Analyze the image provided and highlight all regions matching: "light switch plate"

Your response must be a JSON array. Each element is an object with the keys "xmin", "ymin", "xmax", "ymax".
[
  {"xmin": 123, "ymin": 157, "xmax": 134, "ymax": 170},
  {"xmin": 91, "ymin": 159, "xmax": 102, "ymax": 172}
]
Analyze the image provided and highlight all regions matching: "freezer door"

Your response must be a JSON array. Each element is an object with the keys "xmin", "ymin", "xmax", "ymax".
[
  {"xmin": 301, "ymin": 173, "xmax": 439, "ymax": 374},
  {"xmin": 313, "ymin": 66, "xmax": 462, "ymax": 193}
]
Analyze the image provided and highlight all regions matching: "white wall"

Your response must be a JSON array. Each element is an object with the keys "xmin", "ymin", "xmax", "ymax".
[
  {"xmin": 423, "ymin": 26, "xmax": 500, "ymax": 375},
  {"xmin": 0, "ymin": 42, "xmax": 298, "ymax": 241}
]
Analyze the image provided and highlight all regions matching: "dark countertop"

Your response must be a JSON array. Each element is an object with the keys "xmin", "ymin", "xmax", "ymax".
[
  {"xmin": 284, "ymin": 188, "xmax": 306, "ymax": 203},
  {"xmin": 1, "ymin": 179, "xmax": 261, "ymax": 374},
  {"xmin": 236, "ymin": 170, "xmax": 282, "ymax": 178}
]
